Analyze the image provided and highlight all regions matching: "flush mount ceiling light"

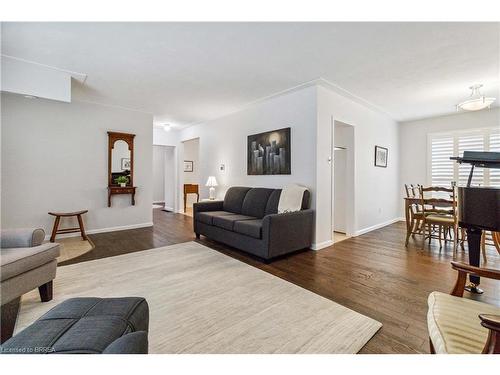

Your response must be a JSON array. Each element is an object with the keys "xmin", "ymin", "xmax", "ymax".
[{"xmin": 457, "ymin": 84, "xmax": 496, "ymax": 112}]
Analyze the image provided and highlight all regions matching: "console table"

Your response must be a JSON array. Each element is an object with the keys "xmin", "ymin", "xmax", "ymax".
[
  {"xmin": 108, "ymin": 186, "xmax": 136, "ymax": 207},
  {"xmin": 183, "ymin": 184, "xmax": 199, "ymax": 212}
]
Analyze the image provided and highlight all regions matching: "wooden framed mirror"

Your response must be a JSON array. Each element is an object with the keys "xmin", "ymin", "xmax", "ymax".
[{"xmin": 107, "ymin": 131, "xmax": 136, "ymax": 207}]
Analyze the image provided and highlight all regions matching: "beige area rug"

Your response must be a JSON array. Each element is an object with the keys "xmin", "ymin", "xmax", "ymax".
[
  {"xmin": 17, "ymin": 242, "xmax": 382, "ymax": 353},
  {"xmin": 49, "ymin": 237, "xmax": 95, "ymax": 263}
]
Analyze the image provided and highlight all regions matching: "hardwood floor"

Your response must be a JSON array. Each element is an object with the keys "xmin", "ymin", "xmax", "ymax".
[{"xmin": 61, "ymin": 208, "xmax": 500, "ymax": 354}]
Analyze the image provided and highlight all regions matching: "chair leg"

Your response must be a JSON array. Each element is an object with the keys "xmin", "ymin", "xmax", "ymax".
[
  {"xmin": 481, "ymin": 232, "xmax": 487, "ymax": 264},
  {"xmin": 438, "ymin": 226, "xmax": 443, "ymax": 248},
  {"xmin": 429, "ymin": 338, "xmax": 436, "ymax": 354},
  {"xmin": 1, "ymin": 297, "xmax": 20, "ymax": 343},
  {"xmin": 38, "ymin": 280, "xmax": 53, "ymax": 302},
  {"xmin": 405, "ymin": 219, "xmax": 414, "ymax": 247},
  {"xmin": 77, "ymin": 214, "xmax": 88, "ymax": 241},
  {"xmin": 494, "ymin": 231, "xmax": 500, "ymax": 255},
  {"xmin": 453, "ymin": 225, "xmax": 458, "ymax": 258},
  {"xmin": 422, "ymin": 224, "xmax": 427, "ymax": 249},
  {"xmin": 50, "ymin": 215, "xmax": 60, "ymax": 243}
]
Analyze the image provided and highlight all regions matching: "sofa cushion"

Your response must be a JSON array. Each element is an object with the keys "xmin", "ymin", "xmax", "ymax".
[
  {"xmin": 1, "ymin": 243, "xmax": 60, "ymax": 281},
  {"xmin": 223, "ymin": 187, "xmax": 252, "ymax": 214},
  {"xmin": 241, "ymin": 188, "xmax": 274, "ymax": 218},
  {"xmin": 213, "ymin": 214, "xmax": 256, "ymax": 231},
  {"xmin": 427, "ymin": 291, "xmax": 500, "ymax": 354},
  {"xmin": 264, "ymin": 189, "xmax": 282, "ymax": 216},
  {"xmin": 233, "ymin": 219, "xmax": 263, "ymax": 239},
  {"xmin": 196, "ymin": 211, "xmax": 234, "ymax": 225}
]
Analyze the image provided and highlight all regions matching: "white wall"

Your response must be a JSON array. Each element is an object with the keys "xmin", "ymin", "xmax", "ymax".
[
  {"xmin": 316, "ymin": 85, "xmax": 400, "ymax": 245},
  {"xmin": 1, "ymin": 56, "xmax": 72, "ymax": 103},
  {"xmin": 173, "ymin": 84, "xmax": 400, "ymax": 248},
  {"xmin": 153, "ymin": 126, "xmax": 179, "ymax": 146},
  {"xmin": 182, "ymin": 138, "xmax": 200, "ymax": 207},
  {"xmin": 178, "ymin": 85, "xmax": 318, "ymax": 219},
  {"xmin": 399, "ymin": 107, "xmax": 500, "ymax": 189},
  {"xmin": 1, "ymin": 93, "xmax": 153, "ymax": 235},
  {"xmin": 163, "ymin": 146, "xmax": 176, "ymax": 211},
  {"xmin": 333, "ymin": 121, "xmax": 355, "ymax": 234},
  {"xmin": 152, "ymin": 145, "xmax": 165, "ymax": 203}
]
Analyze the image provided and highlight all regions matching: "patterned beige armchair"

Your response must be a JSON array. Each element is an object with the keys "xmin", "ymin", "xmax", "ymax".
[{"xmin": 427, "ymin": 261, "xmax": 500, "ymax": 354}]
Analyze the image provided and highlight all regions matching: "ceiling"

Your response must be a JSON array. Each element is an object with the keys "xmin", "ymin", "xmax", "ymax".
[{"xmin": 2, "ymin": 22, "xmax": 499, "ymax": 128}]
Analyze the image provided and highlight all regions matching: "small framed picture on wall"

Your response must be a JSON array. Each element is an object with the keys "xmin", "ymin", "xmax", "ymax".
[
  {"xmin": 184, "ymin": 160, "xmax": 194, "ymax": 172},
  {"xmin": 374, "ymin": 146, "xmax": 388, "ymax": 168}
]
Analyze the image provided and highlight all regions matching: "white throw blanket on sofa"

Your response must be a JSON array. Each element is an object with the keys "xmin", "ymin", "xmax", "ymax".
[{"xmin": 278, "ymin": 184, "xmax": 307, "ymax": 214}]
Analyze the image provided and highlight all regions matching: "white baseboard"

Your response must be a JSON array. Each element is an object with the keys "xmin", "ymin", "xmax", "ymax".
[
  {"xmin": 311, "ymin": 240, "xmax": 334, "ymax": 250},
  {"xmin": 44, "ymin": 222, "xmax": 154, "ymax": 241},
  {"xmin": 353, "ymin": 217, "xmax": 402, "ymax": 237},
  {"xmin": 162, "ymin": 206, "xmax": 174, "ymax": 211}
]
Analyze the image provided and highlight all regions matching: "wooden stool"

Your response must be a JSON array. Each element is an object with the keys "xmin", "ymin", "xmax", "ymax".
[{"xmin": 48, "ymin": 210, "xmax": 88, "ymax": 243}]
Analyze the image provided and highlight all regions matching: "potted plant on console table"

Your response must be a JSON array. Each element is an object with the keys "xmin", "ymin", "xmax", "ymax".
[{"xmin": 115, "ymin": 176, "xmax": 129, "ymax": 187}]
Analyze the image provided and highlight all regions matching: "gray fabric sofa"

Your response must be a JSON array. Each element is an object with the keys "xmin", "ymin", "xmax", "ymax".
[
  {"xmin": 1, "ymin": 297, "xmax": 149, "ymax": 354},
  {"xmin": 194, "ymin": 187, "xmax": 313, "ymax": 261},
  {"xmin": 1, "ymin": 228, "xmax": 60, "ymax": 343}
]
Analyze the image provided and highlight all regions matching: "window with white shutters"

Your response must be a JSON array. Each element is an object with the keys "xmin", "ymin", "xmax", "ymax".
[{"xmin": 428, "ymin": 127, "xmax": 499, "ymax": 187}]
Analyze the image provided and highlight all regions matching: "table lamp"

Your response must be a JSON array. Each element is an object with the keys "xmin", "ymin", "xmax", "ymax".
[{"xmin": 206, "ymin": 176, "xmax": 218, "ymax": 200}]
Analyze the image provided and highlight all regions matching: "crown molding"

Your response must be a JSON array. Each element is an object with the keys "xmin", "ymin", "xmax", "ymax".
[
  {"xmin": 179, "ymin": 77, "xmax": 396, "ymax": 131},
  {"xmin": 1, "ymin": 54, "xmax": 88, "ymax": 83}
]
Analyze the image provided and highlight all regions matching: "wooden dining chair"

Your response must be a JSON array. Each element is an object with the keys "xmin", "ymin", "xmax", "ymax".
[
  {"xmin": 419, "ymin": 186, "xmax": 458, "ymax": 252},
  {"xmin": 404, "ymin": 184, "xmax": 426, "ymax": 246},
  {"xmin": 481, "ymin": 231, "xmax": 500, "ymax": 263}
]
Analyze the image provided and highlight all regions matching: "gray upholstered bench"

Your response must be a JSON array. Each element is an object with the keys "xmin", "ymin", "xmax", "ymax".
[{"xmin": 1, "ymin": 297, "xmax": 149, "ymax": 354}]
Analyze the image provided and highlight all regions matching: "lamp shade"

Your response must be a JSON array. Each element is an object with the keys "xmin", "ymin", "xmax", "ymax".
[
  {"xmin": 206, "ymin": 176, "xmax": 218, "ymax": 187},
  {"xmin": 457, "ymin": 84, "xmax": 496, "ymax": 112}
]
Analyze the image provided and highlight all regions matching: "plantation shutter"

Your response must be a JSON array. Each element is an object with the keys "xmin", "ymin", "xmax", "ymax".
[
  {"xmin": 457, "ymin": 133, "xmax": 484, "ymax": 186},
  {"xmin": 489, "ymin": 130, "xmax": 500, "ymax": 187},
  {"xmin": 430, "ymin": 136, "xmax": 454, "ymax": 187},
  {"xmin": 429, "ymin": 127, "xmax": 499, "ymax": 188}
]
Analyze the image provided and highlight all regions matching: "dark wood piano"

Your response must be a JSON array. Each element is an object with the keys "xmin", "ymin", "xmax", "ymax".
[{"xmin": 451, "ymin": 151, "xmax": 500, "ymax": 293}]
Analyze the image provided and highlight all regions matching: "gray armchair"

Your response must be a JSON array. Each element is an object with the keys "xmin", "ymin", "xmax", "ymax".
[{"xmin": 1, "ymin": 228, "xmax": 60, "ymax": 343}]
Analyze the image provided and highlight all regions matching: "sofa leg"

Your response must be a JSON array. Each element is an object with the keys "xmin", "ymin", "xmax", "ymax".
[
  {"xmin": 195, "ymin": 233, "xmax": 200, "ymax": 239},
  {"xmin": 38, "ymin": 281, "xmax": 53, "ymax": 302},
  {"xmin": 1, "ymin": 297, "xmax": 21, "ymax": 343}
]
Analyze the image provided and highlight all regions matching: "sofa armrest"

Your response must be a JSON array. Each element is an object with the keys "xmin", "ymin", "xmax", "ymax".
[
  {"xmin": 262, "ymin": 209, "xmax": 314, "ymax": 258},
  {"xmin": 193, "ymin": 200, "xmax": 224, "ymax": 216},
  {"xmin": 0, "ymin": 228, "xmax": 45, "ymax": 249}
]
